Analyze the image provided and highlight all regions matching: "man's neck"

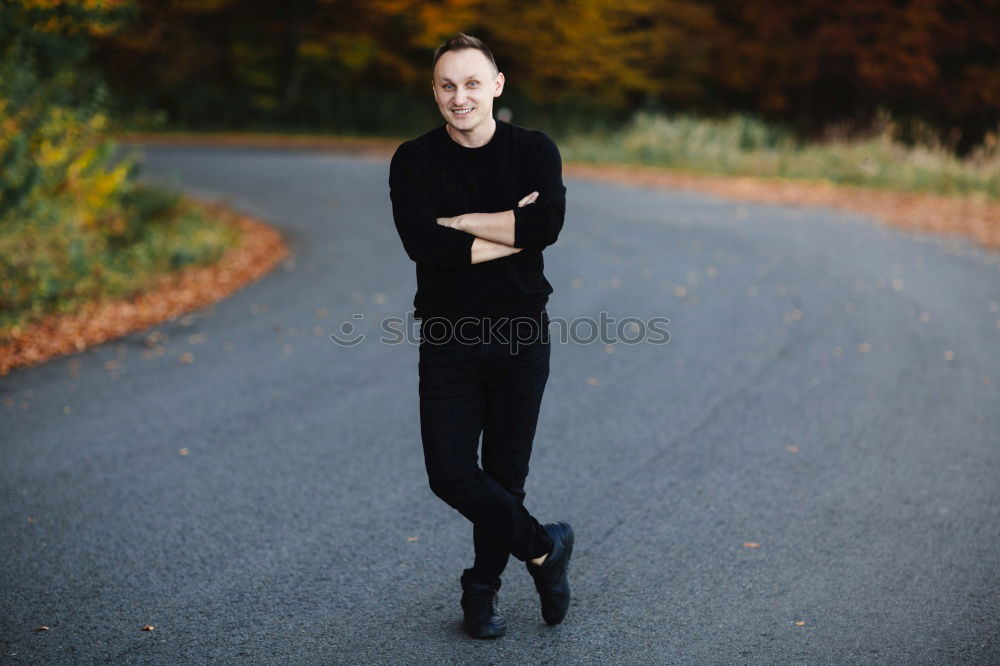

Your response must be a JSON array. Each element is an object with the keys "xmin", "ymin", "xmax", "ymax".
[{"xmin": 446, "ymin": 117, "xmax": 498, "ymax": 148}]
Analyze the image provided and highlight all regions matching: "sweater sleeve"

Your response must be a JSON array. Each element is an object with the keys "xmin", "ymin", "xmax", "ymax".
[
  {"xmin": 512, "ymin": 132, "xmax": 566, "ymax": 252},
  {"xmin": 389, "ymin": 142, "xmax": 474, "ymax": 269}
]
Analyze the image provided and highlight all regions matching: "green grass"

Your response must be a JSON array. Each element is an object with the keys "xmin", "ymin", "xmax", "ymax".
[
  {"xmin": 557, "ymin": 112, "xmax": 1000, "ymax": 199},
  {"xmin": 0, "ymin": 183, "xmax": 241, "ymax": 336}
]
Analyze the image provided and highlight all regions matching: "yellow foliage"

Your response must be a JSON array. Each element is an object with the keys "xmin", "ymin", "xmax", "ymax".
[
  {"xmin": 82, "ymin": 161, "xmax": 130, "ymax": 217},
  {"xmin": 23, "ymin": 0, "xmax": 131, "ymax": 37}
]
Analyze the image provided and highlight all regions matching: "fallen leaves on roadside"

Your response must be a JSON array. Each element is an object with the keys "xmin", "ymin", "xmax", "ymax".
[
  {"xmin": 34, "ymin": 626, "xmax": 49, "ymax": 632},
  {"xmin": 141, "ymin": 625, "xmax": 154, "ymax": 631},
  {"xmin": 0, "ymin": 200, "xmax": 289, "ymax": 376},
  {"xmin": 743, "ymin": 542, "xmax": 761, "ymax": 549}
]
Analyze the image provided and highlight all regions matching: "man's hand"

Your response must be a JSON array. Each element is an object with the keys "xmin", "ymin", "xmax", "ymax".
[
  {"xmin": 471, "ymin": 237, "xmax": 522, "ymax": 264},
  {"xmin": 517, "ymin": 191, "xmax": 539, "ymax": 208},
  {"xmin": 435, "ymin": 214, "xmax": 463, "ymax": 229}
]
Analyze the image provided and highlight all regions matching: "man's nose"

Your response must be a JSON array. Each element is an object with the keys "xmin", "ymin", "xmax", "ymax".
[{"xmin": 454, "ymin": 88, "xmax": 467, "ymax": 104}]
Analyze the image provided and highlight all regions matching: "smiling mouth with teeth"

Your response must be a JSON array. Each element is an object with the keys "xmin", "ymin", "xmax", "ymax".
[{"xmin": 453, "ymin": 108, "xmax": 474, "ymax": 115}]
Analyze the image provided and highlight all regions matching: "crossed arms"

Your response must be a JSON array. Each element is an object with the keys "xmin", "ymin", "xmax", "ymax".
[
  {"xmin": 436, "ymin": 191, "xmax": 538, "ymax": 264},
  {"xmin": 388, "ymin": 134, "xmax": 566, "ymax": 269}
]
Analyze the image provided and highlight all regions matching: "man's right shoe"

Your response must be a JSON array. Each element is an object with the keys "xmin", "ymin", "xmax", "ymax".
[
  {"xmin": 525, "ymin": 521, "xmax": 574, "ymax": 625},
  {"xmin": 459, "ymin": 575, "xmax": 507, "ymax": 639}
]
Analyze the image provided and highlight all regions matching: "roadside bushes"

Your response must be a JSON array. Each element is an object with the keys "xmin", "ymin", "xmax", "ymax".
[{"xmin": 0, "ymin": 2, "xmax": 240, "ymax": 333}]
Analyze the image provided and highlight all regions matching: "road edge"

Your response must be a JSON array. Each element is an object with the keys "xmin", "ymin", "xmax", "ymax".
[{"xmin": 118, "ymin": 132, "xmax": 1000, "ymax": 252}]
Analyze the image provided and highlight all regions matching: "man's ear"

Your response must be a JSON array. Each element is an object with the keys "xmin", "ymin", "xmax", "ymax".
[{"xmin": 494, "ymin": 72, "xmax": 505, "ymax": 97}]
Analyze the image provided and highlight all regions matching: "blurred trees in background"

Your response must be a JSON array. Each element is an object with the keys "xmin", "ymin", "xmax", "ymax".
[
  {"xmin": 1, "ymin": 1, "xmax": 238, "ymax": 330},
  {"xmin": 2, "ymin": 0, "xmax": 134, "ymax": 227},
  {"xmin": 85, "ymin": 0, "xmax": 999, "ymax": 153}
]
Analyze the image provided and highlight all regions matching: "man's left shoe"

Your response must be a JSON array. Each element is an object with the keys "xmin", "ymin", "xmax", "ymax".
[
  {"xmin": 460, "ymin": 574, "xmax": 507, "ymax": 639},
  {"xmin": 526, "ymin": 521, "xmax": 574, "ymax": 625}
]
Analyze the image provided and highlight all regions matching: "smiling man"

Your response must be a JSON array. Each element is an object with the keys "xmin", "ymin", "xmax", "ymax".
[{"xmin": 388, "ymin": 33, "xmax": 574, "ymax": 638}]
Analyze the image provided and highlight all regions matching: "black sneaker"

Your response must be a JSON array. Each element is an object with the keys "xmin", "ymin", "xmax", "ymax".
[
  {"xmin": 525, "ymin": 521, "xmax": 574, "ymax": 625},
  {"xmin": 459, "ymin": 574, "xmax": 507, "ymax": 639}
]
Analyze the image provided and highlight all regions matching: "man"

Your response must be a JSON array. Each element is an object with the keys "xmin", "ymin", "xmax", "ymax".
[{"xmin": 388, "ymin": 33, "xmax": 574, "ymax": 639}]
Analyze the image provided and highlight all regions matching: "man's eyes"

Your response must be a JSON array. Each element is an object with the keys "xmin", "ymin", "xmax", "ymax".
[{"xmin": 443, "ymin": 82, "xmax": 479, "ymax": 90}]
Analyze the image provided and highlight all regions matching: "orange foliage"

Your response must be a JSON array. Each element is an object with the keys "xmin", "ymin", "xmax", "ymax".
[{"xmin": 87, "ymin": 0, "xmax": 999, "ymax": 146}]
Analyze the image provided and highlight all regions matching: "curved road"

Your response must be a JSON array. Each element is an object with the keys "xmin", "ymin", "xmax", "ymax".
[{"xmin": 2, "ymin": 146, "xmax": 999, "ymax": 664}]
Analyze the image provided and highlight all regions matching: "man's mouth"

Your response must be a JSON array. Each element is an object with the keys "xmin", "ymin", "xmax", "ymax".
[{"xmin": 452, "ymin": 107, "xmax": 475, "ymax": 116}]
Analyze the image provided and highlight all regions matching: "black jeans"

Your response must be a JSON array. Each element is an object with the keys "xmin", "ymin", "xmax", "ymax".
[{"xmin": 418, "ymin": 312, "xmax": 554, "ymax": 586}]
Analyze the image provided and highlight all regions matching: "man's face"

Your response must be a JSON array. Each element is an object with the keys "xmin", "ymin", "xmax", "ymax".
[{"xmin": 431, "ymin": 48, "xmax": 504, "ymax": 135}]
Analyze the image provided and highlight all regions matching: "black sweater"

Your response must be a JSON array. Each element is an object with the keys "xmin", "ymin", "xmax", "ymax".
[{"xmin": 388, "ymin": 120, "xmax": 566, "ymax": 321}]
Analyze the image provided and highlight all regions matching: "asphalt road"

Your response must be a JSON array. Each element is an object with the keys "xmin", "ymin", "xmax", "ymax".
[{"xmin": 2, "ymin": 145, "xmax": 999, "ymax": 664}]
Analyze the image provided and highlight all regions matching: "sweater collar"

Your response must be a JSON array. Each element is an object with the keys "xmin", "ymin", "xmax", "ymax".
[{"xmin": 439, "ymin": 119, "xmax": 507, "ymax": 153}]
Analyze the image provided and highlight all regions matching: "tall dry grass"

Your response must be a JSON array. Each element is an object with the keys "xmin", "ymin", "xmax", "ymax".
[{"xmin": 559, "ymin": 111, "xmax": 999, "ymax": 200}]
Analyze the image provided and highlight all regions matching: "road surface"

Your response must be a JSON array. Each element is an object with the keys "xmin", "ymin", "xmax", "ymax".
[{"xmin": 2, "ymin": 145, "xmax": 999, "ymax": 664}]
